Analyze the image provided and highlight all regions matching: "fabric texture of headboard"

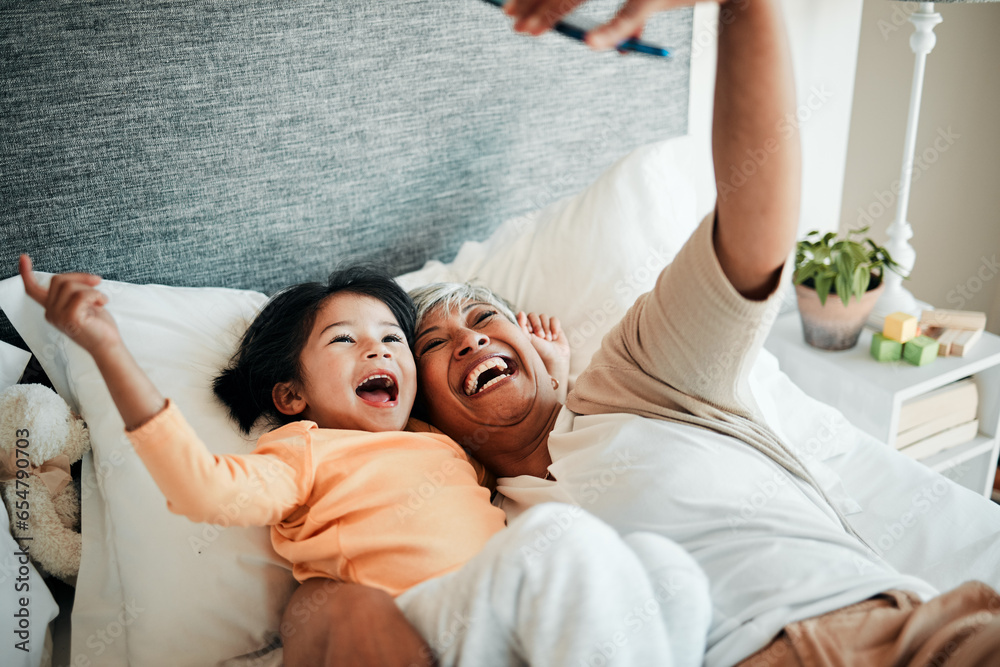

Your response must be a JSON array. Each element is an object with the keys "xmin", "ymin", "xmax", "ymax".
[{"xmin": 1, "ymin": 0, "xmax": 692, "ymax": 348}]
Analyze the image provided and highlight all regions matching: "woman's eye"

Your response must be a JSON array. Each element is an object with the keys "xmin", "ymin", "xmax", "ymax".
[
  {"xmin": 474, "ymin": 310, "xmax": 496, "ymax": 325},
  {"xmin": 419, "ymin": 340, "xmax": 443, "ymax": 356}
]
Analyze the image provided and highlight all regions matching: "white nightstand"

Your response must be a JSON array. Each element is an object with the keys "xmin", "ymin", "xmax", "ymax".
[{"xmin": 764, "ymin": 312, "xmax": 1000, "ymax": 498}]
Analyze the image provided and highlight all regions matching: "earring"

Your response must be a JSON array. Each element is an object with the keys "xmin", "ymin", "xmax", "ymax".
[{"xmin": 550, "ymin": 377, "xmax": 559, "ymax": 390}]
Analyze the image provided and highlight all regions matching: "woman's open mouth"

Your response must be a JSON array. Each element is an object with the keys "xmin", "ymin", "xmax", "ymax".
[
  {"xmin": 355, "ymin": 372, "xmax": 399, "ymax": 407},
  {"xmin": 463, "ymin": 355, "xmax": 517, "ymax": 397}
]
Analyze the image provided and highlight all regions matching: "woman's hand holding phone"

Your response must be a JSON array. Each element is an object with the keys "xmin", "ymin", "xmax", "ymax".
[{"xmin": 502, "ymin": 0, "xmax": 705, "ymax": 51}]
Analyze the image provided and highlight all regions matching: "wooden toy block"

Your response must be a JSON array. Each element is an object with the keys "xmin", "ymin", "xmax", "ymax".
[
  {"xmin": 922, "ymin": 325, "xmax": 944, "ymax": 350},
  {"xmin": 870, "ymin": 333, "xmax": 903, "ymax": 362},
  {"xmin": 952, "ymin": 328, "xmax": 984, "ymax": 357},
  {"xmin": 934, "ymin": 328, "xmax": 961, "ymax": 357},
  {"xmin": 903, "ymin": 335, "xmax": 939, "ymax": 366},
  {"xmin": 923, "ymin": 326, "xmax": 943, "ymax": 340},
  {"xmin": 883, "ymin": 312, "xmax": 918, "ymax": 343},
  {"xmin": 919, "ymin": 309, "xmax": 987, "ymax": 331}
]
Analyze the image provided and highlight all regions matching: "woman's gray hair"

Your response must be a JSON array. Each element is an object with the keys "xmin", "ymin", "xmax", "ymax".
[{"xmin": 410, "ymin": 282, "xmax": 517, "ymax": 328}]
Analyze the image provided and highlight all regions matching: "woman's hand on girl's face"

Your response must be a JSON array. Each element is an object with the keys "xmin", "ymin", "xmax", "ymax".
[{"xmin": 19, "ymin": 254, "xmax": 123, "ymax": 355}]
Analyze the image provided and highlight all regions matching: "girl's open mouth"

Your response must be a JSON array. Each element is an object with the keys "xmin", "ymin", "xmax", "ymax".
[{"xmin": 355, "ymin": 373, "xmax": 399, "ymax": 406}]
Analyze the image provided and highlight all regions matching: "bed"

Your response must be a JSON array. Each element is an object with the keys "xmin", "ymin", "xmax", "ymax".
[{"xmin": 1, "ymin": 1, "xmax": 998, "ymax": 666}]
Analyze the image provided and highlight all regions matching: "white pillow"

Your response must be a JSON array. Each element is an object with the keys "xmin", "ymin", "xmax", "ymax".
[
  {"xmin": 0, "ymin": 287, "xmax": 80, "ymax": 413},
  {"xmin": 0, "ymin": 340, "xmax": 31, "ymax": 391},
  {"xmin": 0, "ymin": 277, "xmax": 294, "ymax": 666},
  {"xmin": 398, "ymin": 135, "xmax": 700, "ymax": 389},
  {"xmin": 0, "ymin": 135, "xmax": 699, "ymax": 664}
]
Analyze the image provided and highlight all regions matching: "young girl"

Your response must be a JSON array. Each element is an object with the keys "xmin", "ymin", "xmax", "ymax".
[{"xmin": 19, "ymin": 256, "xmax": 707, "ymax": 666}]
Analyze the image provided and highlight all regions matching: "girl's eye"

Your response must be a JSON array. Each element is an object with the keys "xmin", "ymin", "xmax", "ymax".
[
  {"xmin": 383, "ymin": 334, "xmax": 404, "ymax": 344},
  {"xmin": 331, "ymin": 334, "xmax": 354, "ymax": 344}
]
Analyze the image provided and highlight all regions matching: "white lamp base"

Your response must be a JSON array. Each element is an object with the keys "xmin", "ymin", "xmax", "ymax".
[
  {"xmin": 866, "ymin": 4, "xmax": 942, "ymax": 332},
  {"xmin": 867, "ymin": 285, "xmax": 932, "ymax": 330}
]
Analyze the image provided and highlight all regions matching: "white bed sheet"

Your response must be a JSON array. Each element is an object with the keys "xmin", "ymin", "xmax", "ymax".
[{"xmin": 750, "ymin": 348, "xmax": 1000, "ymax": 593}]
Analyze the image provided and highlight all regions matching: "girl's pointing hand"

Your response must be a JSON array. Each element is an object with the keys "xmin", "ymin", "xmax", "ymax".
[{"xmin": 19, "ymin": 254, "xmax": 123, "ymax": 356}]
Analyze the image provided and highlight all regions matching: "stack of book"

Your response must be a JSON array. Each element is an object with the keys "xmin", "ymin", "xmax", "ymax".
[{"xmin": 895, "ymin": 378, "xmax": 980, "ymax": 460}]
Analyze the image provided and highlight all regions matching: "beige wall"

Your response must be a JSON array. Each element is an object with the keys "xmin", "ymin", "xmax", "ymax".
[
  {"xmin": 690, "ymin": 0, "xmax": 866, "ymax": 231},
  {"xmin": 840, "ymin": 1, "xmax": 1000, "ymax": 334}
]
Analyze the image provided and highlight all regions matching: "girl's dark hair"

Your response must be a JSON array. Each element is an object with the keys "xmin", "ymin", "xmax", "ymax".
[{"xmin": 213, "ymin": 266, "xmax": 416, "ymax": 434}]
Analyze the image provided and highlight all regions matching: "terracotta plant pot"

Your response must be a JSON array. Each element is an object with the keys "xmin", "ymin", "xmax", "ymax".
[{"xmin": 795, "ymin": 279, "xmax": 885, "ymax": 351}]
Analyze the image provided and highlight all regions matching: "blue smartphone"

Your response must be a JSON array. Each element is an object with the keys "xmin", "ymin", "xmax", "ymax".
[{"xmin": 478, "ymin": 0, "xmax": 671, "ymax": 58}]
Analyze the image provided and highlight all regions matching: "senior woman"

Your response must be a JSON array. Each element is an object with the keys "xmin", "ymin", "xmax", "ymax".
[{"xmin": 283, "ymin": 0, "xmax": 1000, "ymax": 664}]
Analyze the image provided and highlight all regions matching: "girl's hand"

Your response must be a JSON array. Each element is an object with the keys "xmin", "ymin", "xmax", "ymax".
[
  {"xmin": 19, "ymin": 254, "xmax": 166, "ymax": 430},
  {"xmin": 19, "ymin": 254, "xmax": 122, "ymax": 356},
  {"xmin": 517, "ymin": 311, "xmax": 570, "ymax": 401}
]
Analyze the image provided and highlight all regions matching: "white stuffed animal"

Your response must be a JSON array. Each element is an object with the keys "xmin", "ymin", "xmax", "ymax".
[{"xmin": 0, "ymin": 384, "xmax": 90, "ymax": 584}]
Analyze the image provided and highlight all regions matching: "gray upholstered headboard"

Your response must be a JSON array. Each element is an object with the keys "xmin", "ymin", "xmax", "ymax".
[{"xmin": 1, "ymin": 0, "xmax": 692, "ymax": 348}]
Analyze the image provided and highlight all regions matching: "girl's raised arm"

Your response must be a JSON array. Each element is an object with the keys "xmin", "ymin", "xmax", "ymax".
[{"xmin": 19, "ymin": 254, "xmax": 167, "ymax": 430}]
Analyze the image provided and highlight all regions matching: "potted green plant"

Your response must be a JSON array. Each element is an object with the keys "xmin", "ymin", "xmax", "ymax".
[{"xmin": 792, "ymin": 226, "xmax": 906, "ymax": 351}]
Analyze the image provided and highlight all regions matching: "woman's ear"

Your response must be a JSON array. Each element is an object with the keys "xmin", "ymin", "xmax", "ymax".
[{"xmin": 272, "ymin": 381, "xmax": 306, "ymax": 416}]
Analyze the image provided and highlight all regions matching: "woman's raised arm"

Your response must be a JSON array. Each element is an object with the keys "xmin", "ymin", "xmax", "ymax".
[{"xmin": 711, "ymin": 0, "xmax": 800, "ymax": 300}]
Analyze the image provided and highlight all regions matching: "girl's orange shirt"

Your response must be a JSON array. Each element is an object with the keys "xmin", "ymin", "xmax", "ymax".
[{"xmin": 128, "ymin": 400, "xmax": 507, "ymax": 596}]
